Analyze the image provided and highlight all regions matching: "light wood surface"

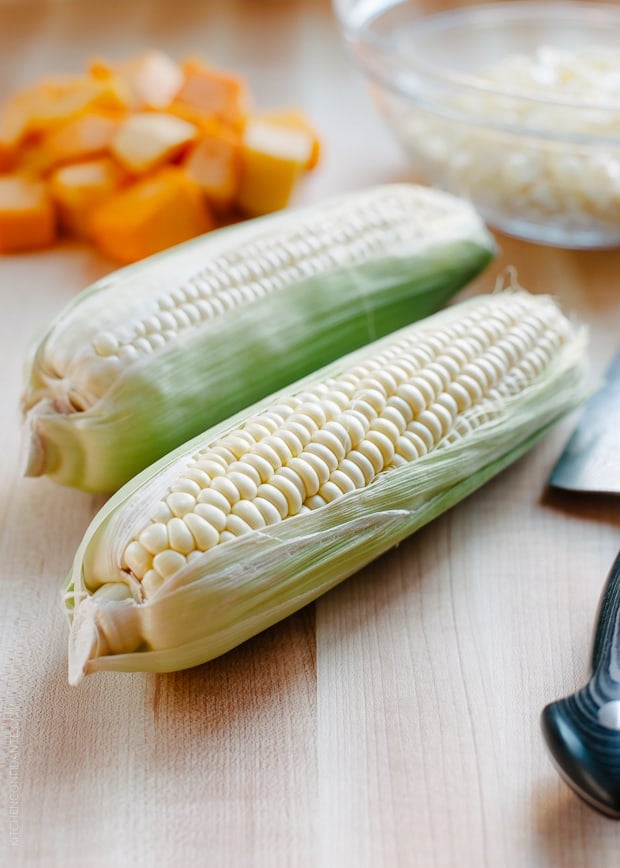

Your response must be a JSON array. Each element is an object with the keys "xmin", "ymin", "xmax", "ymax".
[{"xmin": 0, "ymin": 1, "xmax": 619, "ymax": 866}]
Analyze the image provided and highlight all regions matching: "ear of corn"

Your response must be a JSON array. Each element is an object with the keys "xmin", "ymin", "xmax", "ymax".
[
  {"xmin": 63, "ymin": 289, "xmax": 589, "ymax": 685},
  {"xmin": 20, "ymin": 183, "xmax": 495, "ymax": 494}
]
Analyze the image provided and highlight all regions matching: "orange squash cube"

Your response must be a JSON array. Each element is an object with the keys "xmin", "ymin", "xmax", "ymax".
[
  {"xmin": 256, "ymin": 109, "xmax": 321, "ymax": 171},
  {"xmin": 39, "ymin": 112, "xmax": 121, "ymax": 172},
  {"xmin": 237, "ymin": 119, "xmax": 314, "ymax": 217},
  {"xmin": 176, "ymin": 60, "xmax": 248, "ymax": 127},
  {"xmin": 0, "ymin": 174, "xmax": 56, "ymax": 253},
  {"xmin": 90, "ymin": 166, "xmax": 213, "ymax": 263},
  {"xmin": 114, "ymin": 51, "xmax": 184, "ymax": 110},
  {"xmin": 111, "ymin": 112, "xmax": 197, "ymax": 173},
  {"xmin": 183, "ymin": 130, "xmax": 241, "ymax": 210},
  {"xmin": 48, "ymin": 157, "xmax": 126, "ymax": 238}
]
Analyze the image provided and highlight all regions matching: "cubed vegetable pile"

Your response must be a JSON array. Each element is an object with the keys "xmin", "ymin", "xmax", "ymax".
[{"xmin": 0, "ymin": 50, "xmax": 320, "ymax": 262}]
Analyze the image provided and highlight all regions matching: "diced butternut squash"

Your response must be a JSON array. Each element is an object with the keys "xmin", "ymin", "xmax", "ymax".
[
  {"xmin": 90, "ymin": 166, "xmax": 213, "ymax": 263},
  {"xmin": 0, "ymin": 77, "xmax": 128, "ymax": 147},
  {"xmin": 183, "ymin": 130, "xmax": 241, "ymax": 210},
  {"xmin": 237, "ymin": 119, "xmax": 314, "ymax": 216},
  {"xmin": 176, "ymin": 59, "xmax": 248, "ymax": 127},
  {"xmin": 0, "ymin": 50, "xmax": 321, "ymax": 259},
  {"xmin": 111, "ymin": 112, "xmax": 197, "ymax": 173},
  {"xmin": 0, "ymin": 174, "xmax": 56, "ymax": 252},
  {"xmin": 38, "ymin": 112, "xmax": 120, "ymax": 172},
  {"xmin": 48, "ymin": 157, "xmax": 126, "ymax": 238},
  {"xmin": 112, "ymin": 51, "xmax": 184, "ymax": 110},
  {"xmin": 256, "ymin": 109, "xmax": 321, "ymax": 170}
]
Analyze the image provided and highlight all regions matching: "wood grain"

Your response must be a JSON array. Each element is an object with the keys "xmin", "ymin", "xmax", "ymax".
[{"xmin": 0, "ymin": 1, "xmax": 619, "ymax": 866}]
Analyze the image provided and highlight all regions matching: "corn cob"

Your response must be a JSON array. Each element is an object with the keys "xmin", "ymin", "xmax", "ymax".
[
  {"xmin": 20, "ymin": 183, "xmax": 495, "ymax": 493},
  {"xmin": 64, "ymin": 289, "xmax": 588, "ymax": 684}
]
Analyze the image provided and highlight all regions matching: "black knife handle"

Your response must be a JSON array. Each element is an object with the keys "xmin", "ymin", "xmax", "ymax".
[
  {"xmin": 591, "ymin": 549, "xmax": 620, "ymax": 679},
  {"xmin": 541, "ymin": 550, "xmax": 620, "ymax": 818}
]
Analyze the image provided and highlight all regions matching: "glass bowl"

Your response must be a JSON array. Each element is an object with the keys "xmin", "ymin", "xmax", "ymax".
[{"xmin": 333, "ymin": 1, "xmax": 620, "ymax": 249}]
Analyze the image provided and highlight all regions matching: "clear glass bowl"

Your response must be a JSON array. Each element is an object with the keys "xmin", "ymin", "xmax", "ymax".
[{"xmin": 334, "ymin": 1, "xmax": 620, "ymax": 248}]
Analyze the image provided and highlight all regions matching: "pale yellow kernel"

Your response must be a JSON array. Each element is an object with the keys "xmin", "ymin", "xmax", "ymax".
[
  {"xmin": 305, "ymin": 493, "xmax": 327, "ymax": 510},
  {"xmin": 346, "ymin": 449, "xmax": 375, "ymax": 484},
  {"xmin": 169, "ymin": 478, "xmax": 201, "ymax": 497},
  {"xmin": 150, "ymin": 501, "xmax": 173, "ymax": 523},
  {"xmin": 372, "ymin": 416, "xmax": 401, "ymax": 444},
  {"xmin": 337, "ymin": 458, "xmax": 367, "ymax": 489},
  {"xmin": 357, "ymin": 388, "xmax": 386, "ymax": 414},
  {"xmin": 254, "ymin": 496, "xmax": 283, "ymax": 524},
  {"xmin": 340, "ymin": 412, "xmax": 366, "ymax": 447},
  {"xmin": 387, "ymin": 396, "xmax": 413, "ymax": 425},
  {"xmin": 194, "ymin": 502, "xmax": 228, "ymax": 531},
  {"xmin": 196, "ymin": 488, "xmax": 231, "ymax": 513},
  {"xmin": 270, "ymin": 473, "xmax": 303, "ymax": 514},
  {"xmin": 183, "ymin": 514, "xmax": 219, "ymax": 547},
  {"xmin": 397, "ymin": 383, "xmax": 427, "ymax": 415},
  {"xmin": 330, "ymin": 468, "xmax": 357, "ymax": 493},
  {"xmin": 323, "ymin": 420, "xmax": 352, "ymax": 452},
  {"xmin": 357, "ymin": 439, "xmax": 384, "ymax": 474},
  {"xmin": 426, "ymin": 361, "xmax": 452, "ymax": 389},
  {"xmin": 93, "ymin": 331, "xmax": 119, "ymax": 357},
  {"xmin": 231, "ymin": 499, "xmax": 266, "ymax": 529},
  {"xmin": 242, "ymin": 452, "xmax": 274, "ymax": 483},
  {"xmin": 456, "ymin": 373, "xmax": 483, "ymax": 403},
  {"xmin": 259, "ymin": 434, "xmax": 291, "ymax": 465},
  {"xmin": 318, "ymin": 481, "xmax": 343, "ymax": 503},
  {"xmin": 403, "ymin": 429, "xmax": 430, "ymax": 456},
  {"xmin": 303, "ymin": 444, "xmax": 336, "ymax": 474},
  {"xmin": 407, "ymin": 420, "xmax": 435, "ymax": 451},
  {"xmin": 226, "ymin": 471, "xmax": 258, "ymax": 501},
  {"xmin": 278, "ymin": 465, "xmax": 308, "ymax": 499},
  {"xmin": 415, "ymin": 410, "xmax": 443, "ymax": 443},
  {"xmin": 219, "ymin": 531, "xmax": 237, "ymax": 545},
  {"xmin": 479, "ymin": 354, "xmax": 505, "ymax": 382},
  {"xmin": 219, "ymin": 433, "xmax": 255, "ymax": 460},
  {"xmin": 123, "ymin": 541, "xmax": 152, "ymax": 577},
  {"xmin": 210, "ymin": 445, "xmax": 237, "ymax": 464},
  {"xmin": 187, "ymin": 550, "xmax": 205, "ymax": 562},
  {"xmin": 253, "ymin": 441, "xmax": 283, "ymax": 471},
  {"xmin": 139, "ymin": 522, "xmax": 169, "ymax": 555},
  {"xmin": 244, "ymin": 421, "xmax": 276, "ymax": 440},
  {"xmin": 413, "ymin": 374, "xmax": 439, "ymax": 404},
  {"xmin": 168, "ymin": 517, "xmax": 196, "ymax": 555},
  {"xmin": 436, "ymin": 392, "xmax": 459, "ymax": 418},
  {"xmin": 225, "ymin": 513, "xmax": 253, "ymax": 536},
  {"xmin": 182, "ymin": 467, "xmax": 211, "ymax": 488},
  {"xmin": 288, "ymin": 412, "xmax": 320, "ymax": 436},
  {"xmin": 365, "ymin": 429, "xmax": 394, "ymax": 465},
  {"xmin": 348, "ymin": 399, "xmax": 377, "ymax": 424},
  {"xmin": 395, "ymin": 434, "xmax": 421, "ymax": 461},
  {"xmin": 167, "ymin": 490, "xmax": 196, "ymax": 517},
  {"xmin": 153, "ymin": 549, "xmax": 187, "ymax": 578},
  {"xmin": 227, "ymin": 460, "xmax": 261, "ymax": 487},
  {"xmin": 313, "ymin": 429, "xmax": 346, "ymax": 463},
  {"xmin": 446, "ymin": 381, "xmax": 472, "ymax": 412},
  {"xmin": 426, "ymin": 402, "xmax": 454, "ymax": 437},
  {"xmin": 192, "ymin": 459, "xmax": 226, "ymax": 479},
  {"xmin": 257, "ymin": 482, "xmax": 290, "ymax": 518},
  {"xmin": 377, "ymin": 405, "xmax": 405, "ymax": 434},
  {"xmin": 210, "ymin": 476, "xmax": 242, "ymax": 505},
  {"xmin": 285, "ymin": 456, "xmax": 319, "ymax": 497},
  {"xmin": 142, "ymin": 569, "xmax": 166, "ymax": 597},
  {"xmin": 277, "ymin": 429, "xmax": 304, "ymax": 457},
  {"xmin": 194, "ymin": 450, "xmax": 227, "ymax": 469},
  {"xmin": 462, "ymin": 362, "xmax": 491, "ymax": 391}
]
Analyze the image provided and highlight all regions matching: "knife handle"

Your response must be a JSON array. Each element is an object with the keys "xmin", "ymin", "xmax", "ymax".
[{"xmin": 590, "ymin": 549, "xmax": 620, "ymax": 691}]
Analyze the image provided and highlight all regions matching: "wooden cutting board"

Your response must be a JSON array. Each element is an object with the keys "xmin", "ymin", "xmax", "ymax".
[{"xmin": 1, "ymin": 2, "xmax": 619, "ymax": 866}]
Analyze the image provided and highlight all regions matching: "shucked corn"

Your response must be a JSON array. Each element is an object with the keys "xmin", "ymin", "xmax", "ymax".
[
  {"xmin": 64, "ymin": 289, "xmax": 588, "ymax": 684},
  {"xmin": 21, "ymin": 183, "xmax": 495, "ymax": 493}
]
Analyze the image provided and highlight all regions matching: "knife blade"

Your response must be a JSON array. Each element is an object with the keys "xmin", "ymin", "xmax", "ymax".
[{"xmin": 549, "ymin": 350, "xmax": 620, "ymax": 494}]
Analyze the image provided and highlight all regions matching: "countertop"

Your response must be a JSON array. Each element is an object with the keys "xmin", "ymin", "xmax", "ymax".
[{"xmin": 0, "ymin": 1, "xmax": 619, "ymax": 866}]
